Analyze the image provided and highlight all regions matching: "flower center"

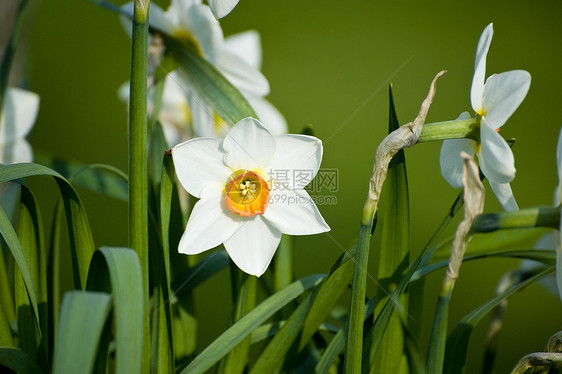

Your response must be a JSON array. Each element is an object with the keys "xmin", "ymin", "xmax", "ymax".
[
  {"xmin": 225, "ymin": 170, "xmax": 270, "ymax": 217},
  {"xmin": 172, "ymin": 30, "xmax": 203, "ymax": 56}
]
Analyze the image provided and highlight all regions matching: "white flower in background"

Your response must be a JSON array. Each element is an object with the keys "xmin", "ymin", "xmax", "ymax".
[
  {"xmin": 209, "ymin": 0, "xmax": 239, "ymax": 19},
  {"xmin": 0, "ymin": 87, "xmax": 40, "ymax": 216},
  {"xmin": 191, "ymin": 30, "xmax": 287, "ymax": 138},
  {"xmin": 0, "ymin": 87, "xmax": 39, "ymax": 164},
  {"xmin": 120, "ymin": 0, "xmax": 286, "ymax": 144},
  {"xmin": 440, "ymin": 23, "xmax": 531, "ymax": 211},
  {"xmin": 172, "ymin": 117, "xmax": 330, "ymax": 276}
]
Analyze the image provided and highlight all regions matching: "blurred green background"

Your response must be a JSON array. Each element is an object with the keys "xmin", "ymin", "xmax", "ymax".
[{"xmin": 11, "ymin": 0, "xmax": 562, "ymax": 371}]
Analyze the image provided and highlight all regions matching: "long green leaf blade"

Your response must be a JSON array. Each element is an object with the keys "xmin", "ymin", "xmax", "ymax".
[
  {"xmin": 370, "ymin": 84, "xmax": 410, "ymax": 374},
  {"xmin": 51, "ymin": 291, "xmax": 111, "ymax": 374},
  {"xmin": 0, "ymin": 163, "xmax": 95, "ymax": 289},
  {"xmin": 87, "ymin": 247, "xmax": 143, "ymax": 374},
  {"xmin": 179, "ymin": 274, "xmax": 324, "ymax": 374},
  {"xmin": 0, "ymin": 346, "xmax": 45, "ymax": 374},
  {"xmin": 443, "ymin": 267, "xmax": 552, "ymax": 374}
]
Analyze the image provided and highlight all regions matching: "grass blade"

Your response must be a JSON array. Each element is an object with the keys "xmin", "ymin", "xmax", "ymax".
[
  {"xmin": 0, "ymin": 163, "xmax": 95, "ymax": 289},
  {"xmin": 179, "ymin": 274, "xmax": 324, "ymax": 374},
  {"xmin": 443, "ymin": 267, "xmax": 552, "ymax": 373},
  {"xmin": 0, "ymin": 346, "xmax": 45, "ymax": 374},
  {"xmin": 370, "ymin": 84, "xmax": 410, "ymax": 373},
  {"xmin": 51, "ymin": 291, "xmax": 111, "ymax": 374},
  {"xmin": 35, "ymin": 152, "xmax": 128, "ymax": 202},
  {"xmin": 86, "ymin": 247, "xmax": 143, "ymax": 374}
]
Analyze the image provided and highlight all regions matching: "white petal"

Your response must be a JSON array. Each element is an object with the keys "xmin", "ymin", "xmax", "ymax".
[
  {"xmin": 556, "ymin": 128, "xmax": 562, "ymax": 206},
  {"xmin": 178, "ymin": 187, "xmax": 241, "ymax": 254},
  {"xmin": 217, "ymin": 48, "xmax": 270, "ymax": 98},
  {"xmin": 172, "ymin": 137, "xmax": 232, "ymax": 198},
  {"xmin": 209, "ymin": 0, "xmax": 240, "ymax": 19},
  {"xmin": 439, "ymin": 112, "xmax": 475, "ymax": 188},
  {"xmin": 117, "ymin": 81, "xmax": 130, "ymax": 103},
  {"xmin": 440, "ymin": 138, "xmax": 476, "ymax": 188},
  {"xmin": 471, "ymin": 23, "xmax": 493, "ymax": 113},
  {"xmin": 181, "ymin": 2, "xmax": 224, "ymax": 63},
  {"xmin": 264, "ymin": 134, "xmax": 323, "ymax": 189},
  {"xmin": 222, "ymin": 117, "xmax": 275, "ymax": 170},
  {"xmin": 0, "ymin": 88, "xmax": 39, "ymax": 144},
  {"xmin": 481, "ymin": 70, "xmax": 531, "ymax": 130},
  {"xmin": 0, "ymin": 139, "xmax": 33, "ymax": 164},
  {"xmin": 225, "ymin": 30, "xmax": 262, "ymax": 69},
  {"xmin": 488, "ymin": 181, "xmax": 518, "ymax": 211},
  {"xmin": 249, "ymin": 97, "xmax": 288, "ymax": 136},
  {"xmin": 264, "ymin": 188, "xmax": 330, "ymax": 235},
  {"xmin": 224, "ymin": 215, "xmax": 282, "ymax": 276},
  {"xmin": 478, "ymin": 124, "xmax": 515, "ymax": 183}
]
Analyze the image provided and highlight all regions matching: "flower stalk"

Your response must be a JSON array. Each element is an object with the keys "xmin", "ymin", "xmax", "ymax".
[
  {"xmin": 128, "ymin": 0, "xmax": 150, "ymax": 372},
  {"xmin": 344, "ymin": 71, "xmax": 445, "ymax": 373},
  {"xmin": 471, "ymin": 206, "xmax": 561, "ymax": 233},
  {"xmin": 417, "ymin": 117, "xmax": 480, "ymax": 143}
]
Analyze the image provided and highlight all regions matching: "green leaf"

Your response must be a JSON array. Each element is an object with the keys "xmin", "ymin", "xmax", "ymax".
[
  {"xmin": 51, "ymin": 291, "xmax": 111, "ymax": 374},
  {"xmin": 0, "ymin": 201, "xmax": 40, "ymax": 328},
  {"xmin": 153, "ymin": 154, "xmax": 176, "ymax": 373},
  {"xmin": 370, "ymin": 84, "xmax": 410, "ymax": 374},
  {"xmin": 0, "ymin": 303, "xmax": 13, "ymax": 346},
  {"xmin": 443, "ymin": 267, "xmax": 552, "ymax": 374},
  {"xmin": 35, "ymin": 152, "xmax": 128, "ymax": 202},
  {"xmin": 86, "ymin": 247, "xmax": 143, "ymax": 374},
  {"xmin": 431, "ymin": 228, "xmax": 548, "ymax": 259},
  {"xmin": 412, "ymin": 249, "xmax": 555, "ymax": 281},
  {"xmin": 361, "ymin": 190, "xmax": 466, "ymax": 372},
  {"xmin": 178, "ymin": 274, "xmax": 324, "ymax": 374},
  {"xmin": 0, "ymin": 346, "xmax": 45, "ymax": 374},
  {"xmin": 164, "ymin": 36, "xmax": 256, "ymax": 127},
  {"xmin": 0, "ymin": 163, "xmax": 95, "ymax": 289},
  {"xmin": 15, "ymin": 185, "xmax": 47, "ymax": 367}
]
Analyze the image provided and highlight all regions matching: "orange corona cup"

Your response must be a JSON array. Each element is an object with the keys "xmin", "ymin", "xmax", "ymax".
[{"xmin": 225, "ymin": 170, "xmax": 270, "ymax": 217}]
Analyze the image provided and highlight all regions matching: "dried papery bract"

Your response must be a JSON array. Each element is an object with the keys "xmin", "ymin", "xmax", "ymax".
[
  {"xmin": 447, "ymin": 152, "xmax": 485, "ymax": 281},
  {"xmin": 366, "ymin": 70, "xmax": 447, "ymax": 212},
  {"xmin": 345, "ymin": 70, "xmax": 446, "ymax": 373},
  {"xmin": 426, "ymin": 152, "xmax": 485, "ymax": 373}
]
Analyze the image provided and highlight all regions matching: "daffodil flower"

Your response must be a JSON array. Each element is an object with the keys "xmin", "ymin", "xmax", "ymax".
[
  {"xmin": 172, "ymin": 117, "xmax": 330, "ymax": 276},
  {"xmin": 209, "ymin": 0, "xmax": 239, "ymax": 19},
  {"xmin": 191, "ymin": 30, "xmax": 287, "ymax": 138},
  {"xmin": 440, "ymin": 23, "xmax": 531, "ymax": 211}
]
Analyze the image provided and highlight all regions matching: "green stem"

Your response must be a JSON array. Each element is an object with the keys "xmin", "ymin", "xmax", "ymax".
[
  {"xmin": 416, "ymin": 117, "xmax": 480, "ymax": 143},
  {"xmin": 0, "ymin": 0, "xmax": 29, "ymax": 119},
  {"xmin": 471, "ymin": 206, "xmax": 560, "ymax": 233},
  {"xmin": 128, "ymin": 1, "xmax": 150, "ymax": 373},
  {"xmin": 344, "ymin": 200, "xmax": 376, "ymax": 373}
]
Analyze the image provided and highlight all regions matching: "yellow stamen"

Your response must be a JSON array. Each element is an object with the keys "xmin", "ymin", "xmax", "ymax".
[{"xmin": 225, "ymin": 170, "xmax": 270, "ymax": 217}]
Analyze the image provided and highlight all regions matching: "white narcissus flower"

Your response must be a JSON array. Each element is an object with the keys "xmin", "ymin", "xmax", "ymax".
[
  {"xmin": 119, "ymin": 0, "xmax": 285, "ymax": 144},
  {"xmin": 0, "ymin": 87, "xmax": 39, "ymax": 216},
  {"xmin": 440, "ymin": 23, "xmax": 531, "ymax": 211},
  {"xmin": 172, "ymin": 117, "xmax": 330, "ymax": 276},
  {"xmin": 209, "ymin": 0, "xmax": 239, "ymax": 19},
  {"xmin": 0, "ymin": 87, "xmax": 39, "ymax": 164}
]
